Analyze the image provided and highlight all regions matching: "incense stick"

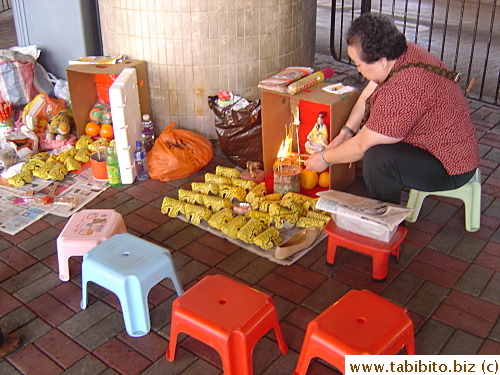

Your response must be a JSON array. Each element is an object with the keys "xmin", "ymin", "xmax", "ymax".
[{"xmin": 0, "ymin": 101, "xmax": 13, "ymax": 123}]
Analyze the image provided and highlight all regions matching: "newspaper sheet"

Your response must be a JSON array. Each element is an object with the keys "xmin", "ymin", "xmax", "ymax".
[
  {"xmin": 48, "ymin": 168, "xmax": 109, "ymax": 217},
  {"xmin": 0, "ymin": 187, "xmax": 54, "ymax": 235},
  {"xmin": 0, "ymin": 167, "xmax": 108, "ymax": 235},
  {"xmin": 316, "ymin": 190, "xmax": 413, "ymax": 230}
]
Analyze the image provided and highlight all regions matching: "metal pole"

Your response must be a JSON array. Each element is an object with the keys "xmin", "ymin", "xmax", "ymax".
[{"xmin": 361, "ymin": 0, "xmax": 372, "ymax": 14}]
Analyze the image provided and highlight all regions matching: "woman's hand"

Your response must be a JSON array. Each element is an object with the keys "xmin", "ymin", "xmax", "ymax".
[
  {"xmin": 304, "ymin": 152, "xmax": 329, "ymax": 173},
  {"xmin": 304, "ymin": 128, "xmax": 353, "ymax": 172},
  {"xmin": 305, "ymin": 126, "xmax": 402, "ymax": 173}
]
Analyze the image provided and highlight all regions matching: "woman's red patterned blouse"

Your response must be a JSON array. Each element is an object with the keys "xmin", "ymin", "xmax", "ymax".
[{"xmin": 366, "ymin": 43, "xmax": 479, "ymax": 175}]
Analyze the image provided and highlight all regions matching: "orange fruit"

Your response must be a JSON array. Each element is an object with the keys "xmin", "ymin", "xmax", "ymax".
[
  {"xmin": 100, "ymin": 124, "xmax": 114, "ymax": 139},
  {"xmin": 300, "ymin": 169, "xmax": 319, "ymax": 190},
  {"xmin": 85, "ymin": 121, "xmax": 101, "ymax": 137},
  {"xmin": 318, "ymin": 171, "xmax": 330, "ymax": 188}
]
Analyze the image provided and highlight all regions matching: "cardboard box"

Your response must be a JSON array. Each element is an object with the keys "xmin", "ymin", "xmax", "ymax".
[
  {"xmin": 261, "ymin": 82, "xmax": 359, "ymax": 191},
  {"xmin": 66, "ymin": 59, "xmax": 151, "ymax": 136}
]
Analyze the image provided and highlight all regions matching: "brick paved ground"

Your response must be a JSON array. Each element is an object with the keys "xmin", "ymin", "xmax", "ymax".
[{"xmin": 1, "ymin": 8, "xmax": 499, "ymax": 375}]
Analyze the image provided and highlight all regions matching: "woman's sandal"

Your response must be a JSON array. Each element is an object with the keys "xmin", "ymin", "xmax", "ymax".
[{"xmin": 0, "ymin": 334, "xmax": 20, "ymax": 358}]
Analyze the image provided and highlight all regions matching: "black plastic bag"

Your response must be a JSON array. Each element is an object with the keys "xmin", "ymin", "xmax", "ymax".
[{"xmin": 208, "ymin": 95, "xmax": 263, "ymax": 169}]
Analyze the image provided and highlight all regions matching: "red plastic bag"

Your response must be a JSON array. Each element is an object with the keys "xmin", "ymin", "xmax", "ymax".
[{"xmin": 148, "ymin": 122, "xmax": 213, "ymax": 181}]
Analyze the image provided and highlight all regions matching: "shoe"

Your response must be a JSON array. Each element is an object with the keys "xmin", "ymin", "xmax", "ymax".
[
  {"xmin": 0, "ymin": 333, "xmax": 20, "ymax": 357},
  {"xmin": 274, "ymin": 227, "xmax": 319, "ymax": 260}
]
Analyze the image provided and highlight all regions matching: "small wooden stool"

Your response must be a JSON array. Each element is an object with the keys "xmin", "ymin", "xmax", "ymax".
[
  {"xmin": 324, "ymin": 219, "xmax": 407, "ymax": 282},
  {"xmin": 166, "ymin": 274, "xmax": 288, "ymax": 375},
  {"xmin": 293, "ymin": 289, "xmax": 415, "ymax": 375}
]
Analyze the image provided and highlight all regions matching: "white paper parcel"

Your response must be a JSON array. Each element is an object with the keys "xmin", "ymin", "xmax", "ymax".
[{"xmin": 316, "ymin": 190, "xmax": 413, "ymax": 242}]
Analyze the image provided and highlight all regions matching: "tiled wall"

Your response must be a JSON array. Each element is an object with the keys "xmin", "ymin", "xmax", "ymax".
[{"xmin": 98, "ymin": 0, "xmax": 317, "ymax": 138}]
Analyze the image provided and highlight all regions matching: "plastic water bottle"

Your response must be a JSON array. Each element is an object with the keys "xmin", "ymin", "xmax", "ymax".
[
  {"xmin": 106, "ymin": 147, "xmax": 122, "ymax": 187},
  {"xmin": 140, "ymin": 114, "xmax": 155, "ymax": 152},
  {"xmin": 134, "ymin": 140, "xmax": 149, "ymax": 181}
]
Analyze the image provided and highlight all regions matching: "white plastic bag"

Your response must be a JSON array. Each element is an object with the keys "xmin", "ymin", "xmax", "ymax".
[
  {"xmin": 47, "ymin": 73, "xmax": 71, "ymax": 107},
  {"xmin": 1, "ymin": 130, "xmax": 39, "ymax": 162},
  {"xmin": 0, "ymin": 148, "xmax": 17, "ymax": 172}
]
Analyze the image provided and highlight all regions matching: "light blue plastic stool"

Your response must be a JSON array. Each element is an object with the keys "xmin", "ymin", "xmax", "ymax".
[
  {"xmin": 406, "ymin": 168, "xmax": 481, "ymax": 232},
  {"xmin": 81, "ymin": 233, "xmax": 184, "ymax": 337}
]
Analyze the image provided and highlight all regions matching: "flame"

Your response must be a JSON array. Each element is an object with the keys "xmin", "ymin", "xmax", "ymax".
[{"xmin": 276, "ymin": 133, "xmax": 293, "ymax": 159}]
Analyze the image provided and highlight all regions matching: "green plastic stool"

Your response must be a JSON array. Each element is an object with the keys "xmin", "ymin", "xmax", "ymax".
[{"xmin": 406, "ymin": 168, "xmax": 481, "ymax": 232}]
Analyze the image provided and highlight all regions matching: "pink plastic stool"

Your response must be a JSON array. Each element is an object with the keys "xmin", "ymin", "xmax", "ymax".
[
  {"xmin": 166, "ymin": 274, "xmax": 288, "ymax": 375},
  {"xmin": 293, "ymin": 289, "xmax": 415, "ymax": 375},
  {"xmin": 324, "ymin": 220, "xmax": 407, "ymax": 282},
  {"xmin": 56, "ymin": 209, "xmax": 127, "ymax": 281}
]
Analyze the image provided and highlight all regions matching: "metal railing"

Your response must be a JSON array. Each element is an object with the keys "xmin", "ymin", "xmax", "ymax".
[
  {"xmin": 330, "ymin": 0, "xmax": 499, "ymax": 106},
  {"xmin": 1, "ymin": 0, "xmax": 11, "ymax": 12}
]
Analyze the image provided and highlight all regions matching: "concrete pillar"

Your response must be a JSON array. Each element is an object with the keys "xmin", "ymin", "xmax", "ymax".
[{"xmin": 98, "ymin": 0, "xmax": 317, "ymax": 138}]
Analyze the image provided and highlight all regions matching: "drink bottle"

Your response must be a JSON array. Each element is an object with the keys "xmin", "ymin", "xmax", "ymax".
[
  {"xmin": 106, "ymin": 147, "xmax": 122, "ymax": 187},
  {"xmin": 134, "ymin": 140, "xmax": 149, "ymax": 181},
  {"xmin": 140, "ymin": 114, "xmax": 155, "ymax": 152}
]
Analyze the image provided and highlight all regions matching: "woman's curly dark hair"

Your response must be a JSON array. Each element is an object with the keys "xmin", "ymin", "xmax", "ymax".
[{"xmin": 347, "ymin": 13, "xmax": 407, "ymax": 63}]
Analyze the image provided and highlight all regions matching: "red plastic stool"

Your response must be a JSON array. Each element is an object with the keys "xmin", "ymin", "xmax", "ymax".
[
  {"xmin": 166, "ymin": 274, "xmax": 288, "ymax": 375},
  {"xmin": 324, "ymin": 219, "xmax": 407, "ymax": 282},
  {"xmin": 293, "ymin": 289, "xmax": 415, "ymax": 375}
]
